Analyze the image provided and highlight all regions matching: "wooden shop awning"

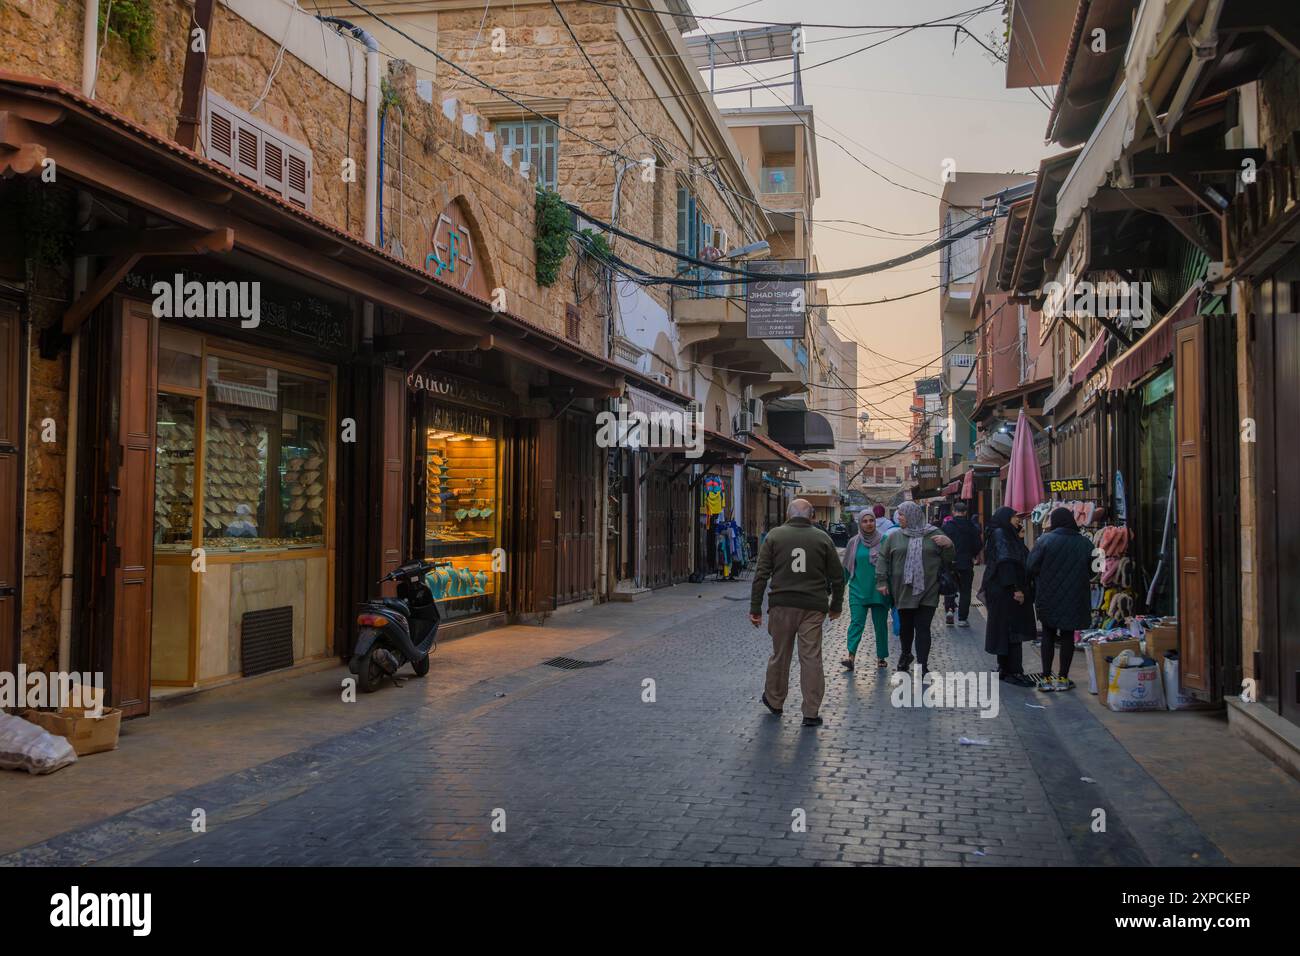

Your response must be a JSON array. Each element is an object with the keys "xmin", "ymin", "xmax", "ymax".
[
  {"xmin": 745, "ymin": 431, "xmax": 812, "ymax": 471},
  {"xmin": 0, "ymin": 72, "xmax": 683, "ymax": 402}
]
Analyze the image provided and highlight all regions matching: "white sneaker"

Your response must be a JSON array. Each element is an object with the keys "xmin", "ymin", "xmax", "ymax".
[{"xmin": 956, "ymin": 619, "xmax": 970, "ymax": 628}]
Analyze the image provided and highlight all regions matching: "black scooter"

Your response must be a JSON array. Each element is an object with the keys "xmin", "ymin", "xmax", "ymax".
[{"xmin": 350, "ymin": 558, "xmax": 445, "ymax": 693}]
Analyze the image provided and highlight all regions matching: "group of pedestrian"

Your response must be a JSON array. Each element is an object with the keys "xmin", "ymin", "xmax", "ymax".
[{"xmin": 750, "ymin": 494, "xmax": 1096, "ymax": 726}]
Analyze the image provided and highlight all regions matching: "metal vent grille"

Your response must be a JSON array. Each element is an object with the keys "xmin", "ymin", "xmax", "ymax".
[
  {"xmin": 541, "ymin": 656, "xmax": 610, "ymax": 670},
  {"xmin": 241, "ymin": 606, "xmax": 294, "ymax": 677}
]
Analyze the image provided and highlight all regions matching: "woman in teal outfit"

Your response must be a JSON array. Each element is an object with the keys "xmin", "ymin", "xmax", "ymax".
[{"xmin": 840, "ymin": 510, "xmax": 892, "ymax": 670}]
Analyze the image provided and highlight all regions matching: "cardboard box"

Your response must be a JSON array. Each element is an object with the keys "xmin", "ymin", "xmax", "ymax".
[
  {"xmin": 22, "ymin": 706, "xmax": 122, "ymax": 756},
  {"xmin": 1144, "ymin": 622, "xmax": 1179, "ymax": 661},
  {"xmin": 1089, "ymin": 639, "xmax": 1142, "ymax": 707}
]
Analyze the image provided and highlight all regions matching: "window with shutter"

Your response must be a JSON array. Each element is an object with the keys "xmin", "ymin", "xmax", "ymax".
[
  {"xmin": 566, "ymin": 305, "xmax": 580, "ymax": 341},
  {"xmin": 204, "ymin": 92, "xmax": 312, "ymax": 210},
  {"xmin": 208, "ymin": 105, "xmax": 235, "ymax": 168},
  {"xmin": 263, "ymin": 137, "xmax": 285, "ymax": 196},
  {"xmin": 285, "ymin": 150, "xmax": 311, "ymax": 209},
  {"xmin": 235, "ymin": 124, "xmax": 261, "ymax": 183}
]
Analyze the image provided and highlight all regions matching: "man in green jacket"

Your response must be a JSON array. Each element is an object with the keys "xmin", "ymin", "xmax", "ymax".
[{"xmin": 749, "ymin": 498, "xmax": 845, "ymax": 727}]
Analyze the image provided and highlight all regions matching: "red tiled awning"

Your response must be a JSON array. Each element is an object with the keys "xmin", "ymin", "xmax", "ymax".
[
  {"xmin": 1070, "ymin": 331, "xmax": 1107, "ymax": 385},
  {"xmin": 745, "ymin": 431, "xmax": 812, "ymax": 471},
  {"xmin": 1109, "ymin": 285, "xmax": 1200, "ymax": 391}
]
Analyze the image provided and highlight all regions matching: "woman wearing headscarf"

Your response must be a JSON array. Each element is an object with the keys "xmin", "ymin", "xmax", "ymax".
[
  {"xmin": 979, "ymin": 506, "xmax": 1037, "ymax": 686},
  {"xmin": 1026, "ymin": 507, "xmax": 1094, "ymax": 690},
  {"xmin": 840, "ymin": 510, "xmax": 892, "ymax": 671},
  {"xmin": 875, "ymin": 501, "xmax": 954, "ymax": 675}
]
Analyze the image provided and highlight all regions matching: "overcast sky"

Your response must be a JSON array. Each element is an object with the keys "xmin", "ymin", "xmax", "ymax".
[{"xmin": 690, "ymin": 0, "xmax": 1054, "ymax": 437}]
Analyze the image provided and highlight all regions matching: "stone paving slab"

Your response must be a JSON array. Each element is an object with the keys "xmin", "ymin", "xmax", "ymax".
[{"xmin": 4, "ymin": 584, "xmax": 1297, "ymax": 867}]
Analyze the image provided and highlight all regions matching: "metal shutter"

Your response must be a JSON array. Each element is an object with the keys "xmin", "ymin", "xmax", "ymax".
[
  {"xmin": 235, "ymin": 123, "xmax": 261, "ymax": 183},
  {"xmin": 263, "ymin": 136, "xmax": 285, "ymax": 196},
  {"xmin": 207, "ymin": 100, "xmax": 235, "ymax": 169},
  {"xmin": 285, "ymin": 148, "xmax": 311, "ymax": 209}
]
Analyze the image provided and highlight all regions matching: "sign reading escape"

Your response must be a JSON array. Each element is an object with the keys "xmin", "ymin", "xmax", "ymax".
[
  {"xmin": 745, "ymin": 259, "xmax": 807, "ymax": 339},
  {"xmin": 1046, "ymin": 476, "xmax": 1089, "ymax": 494}
]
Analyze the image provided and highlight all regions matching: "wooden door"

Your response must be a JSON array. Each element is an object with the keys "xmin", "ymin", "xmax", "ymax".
[
  {"xmin": 84, "ymin": 299, "xmax": 158, "ymax": 717},
  {"xmin": 378, "ymin": 366, "xmax": 406, "ymax": 595},
  {"xmin": 0, "ymin": 300, "xmax": 23, "ymax": 676},
  {"xmin": 1271, "ymin": 304, "xmax": 1300, "ymax": 724},
  {"xmin": 555, "ymin": 412, "xmax": 596, "ymax": 605},
  {"xmin": 533, "ymin": 418, "xmax": 558, "ymax": 612},
  {"xmin": 669, "ymin": 470, "xmax": 691, "ymax": 583},
  {"xmin": 1174, "ymin": 317, "xmax": 1210, "ymax": 695},
  {"xmin": 644, "ymin": 462, "xmax": 670, "ymax": 589}
]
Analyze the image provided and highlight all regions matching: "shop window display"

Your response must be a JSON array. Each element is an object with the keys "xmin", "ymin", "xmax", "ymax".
[
  {"xmin": 422, "ymin": 409, "xmax": 500, "ymax": 622},
  {"xmin": 154, "ymin": 393, "xmax": 198, "ymax": 549},
  {"xmin": 202, "ymin": 354, "xmax": 330, "ymax": 551}
]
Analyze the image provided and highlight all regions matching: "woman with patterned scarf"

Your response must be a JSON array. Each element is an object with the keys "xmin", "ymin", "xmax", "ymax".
[{"xmin": 875, "ymin": 501, "xmax": 954, "ymax": 676}]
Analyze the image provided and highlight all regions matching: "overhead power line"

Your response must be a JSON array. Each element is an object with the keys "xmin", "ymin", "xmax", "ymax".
[{"xmin": 572, "ymin": 1, "xmax": 1003, "ymax": 32}]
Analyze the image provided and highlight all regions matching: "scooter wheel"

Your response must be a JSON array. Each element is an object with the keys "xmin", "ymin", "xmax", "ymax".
[
  {"xmin": 356, "ymin": 639, "xmax": 385, "ymax": 693},
  {"xmin": 412, "ymin": 653, "xmax": 430, "ymax": 678}
]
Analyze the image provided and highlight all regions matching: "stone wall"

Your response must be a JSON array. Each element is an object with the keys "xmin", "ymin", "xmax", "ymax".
[
  {"xmin": 0, "ymin": 0, "xmax": 600, "ymax": 672},
  {"xmin": 434, "ymin": 2, "xmax": 757, "ymax": 337}
]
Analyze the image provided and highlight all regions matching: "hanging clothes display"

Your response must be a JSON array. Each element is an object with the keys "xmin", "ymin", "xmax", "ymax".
[{"xmin": 702, "ymin": 474, "xmax": 726, "ymax": 516}]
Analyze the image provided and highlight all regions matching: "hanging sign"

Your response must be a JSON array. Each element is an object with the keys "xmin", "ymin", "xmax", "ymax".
[
  {"xmin": 1045, "ymin": 476, "xmax": 1091, "ymax": 495},
  {"xmin": 745, "ymin": 259, "xmax": 807, "ymax": 339}
]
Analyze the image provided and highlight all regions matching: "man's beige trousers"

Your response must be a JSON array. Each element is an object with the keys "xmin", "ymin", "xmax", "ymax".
[{"xmin": 764, "ymin": 606, "xmax": 826, "ymax": 718}]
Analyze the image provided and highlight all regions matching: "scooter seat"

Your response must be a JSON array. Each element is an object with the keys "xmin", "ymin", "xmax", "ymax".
[{"xmin": 377, "ymin": 597, "xmax": 410, "ymax": 616}]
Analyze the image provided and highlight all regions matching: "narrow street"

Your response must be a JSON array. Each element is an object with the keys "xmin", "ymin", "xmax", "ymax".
[{"xmin": 5, "ymin": 582, "xmax": 1294, "ymax": 868}]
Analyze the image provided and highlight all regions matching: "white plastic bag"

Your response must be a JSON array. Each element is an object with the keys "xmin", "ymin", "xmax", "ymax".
[
  {"xmin": 1161, "ymin": 654, "xmax": 1198, "ymax": 711},
  {"xmin": 0, "ymin": 713, "xmax": 78, "ymax": 774},
  {"xmin": 1106, "ymin": 650, "xmax": 1166, "ymax": 712}
]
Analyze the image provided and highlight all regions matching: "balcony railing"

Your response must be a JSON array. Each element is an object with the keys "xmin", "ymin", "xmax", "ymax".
[{"xmin": 761, "ymin": 166, "xmax": 797, "ymax": 194}]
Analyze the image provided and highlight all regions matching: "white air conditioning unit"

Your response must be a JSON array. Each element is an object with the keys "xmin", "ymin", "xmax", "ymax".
[
  {"xmin": 648, "ymin": 371, "xmax": 671, "ymax": 387},
  {"xmin": 734, "ymin": 410, "xmax": 754, "ymax": 435},
  {"xmin": 747, "ymin": 396, "xmax": 763, "ymax": 426}
]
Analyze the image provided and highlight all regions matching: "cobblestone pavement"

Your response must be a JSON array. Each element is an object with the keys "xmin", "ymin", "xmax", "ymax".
[{"xmin": 5, "ymin": 593, "xmax": 1237, "ymax": 867}]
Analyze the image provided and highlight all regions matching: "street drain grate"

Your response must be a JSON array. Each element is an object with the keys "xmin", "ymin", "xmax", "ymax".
[{"xmin": 541, "ymin": 656, "xmax": 611, "ymax": 670}]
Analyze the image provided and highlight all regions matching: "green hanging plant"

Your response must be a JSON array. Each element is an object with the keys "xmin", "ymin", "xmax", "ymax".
[
  {"xmin": 98, "ymin": 0, "xmax": 157, "ymax": 62},
  {"xmin": 578, "ymin": 228, "xmax": 613, "ymax": 264},
  {"xmin": 535, "ymin": 187, "xmax": 571, "ymax": 287},
  {"xmin": 380, "ymin": 76, "xmax": 401, "ymax": 117}
]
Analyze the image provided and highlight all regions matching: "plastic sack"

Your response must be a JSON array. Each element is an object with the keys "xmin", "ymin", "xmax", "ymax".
[
  {"xmin": 1106, "ymin": 649, "xmax": 1166, "ymax": 712},
  {"xmin": 0, "ymin": 712, "xmax": 78, "ymax": 774},
  {"xmin": 1161, "ymin": 653, "xmax": 1198, "ymax": 711}
]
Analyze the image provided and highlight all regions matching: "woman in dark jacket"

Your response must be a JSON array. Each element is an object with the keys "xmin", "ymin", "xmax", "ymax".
[
  {"xmin": 1027, "ymin": 507, "xmax": 1094, "ymax": 690},
  {"xmin": 979, "ymin": 506, "xmax": 1036, "ymax": 686}
]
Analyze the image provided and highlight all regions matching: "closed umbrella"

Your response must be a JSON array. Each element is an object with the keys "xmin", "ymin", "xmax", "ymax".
[
  {"xmin": 1004, "ymin": 407, "xmax": 1045, "ymax": 514},
  {"xmin": 961, "ymin": 467, "xmax": 975, "ymax": 500}
]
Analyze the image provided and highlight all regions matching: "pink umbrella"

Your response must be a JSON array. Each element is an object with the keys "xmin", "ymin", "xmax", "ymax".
[
  {"xmin": 961, "ymin": 467, "xmax": 975, "ymax": 500},
  {"xmin": 1004, "ymin": 407, "xmax": 1045, "ymax": 514}
]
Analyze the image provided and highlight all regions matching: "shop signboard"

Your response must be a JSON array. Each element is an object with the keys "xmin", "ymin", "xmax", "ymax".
[
  {"xmin": 407, "ymin": 369, "xmax": 513, "ymax": 417},
  {"xmin": 915, "ymin": 377, "xmax": 941, "ymax": 396},
  {"xmin": 123, "ymin": 266, "xmax": 351, "ymax": 355},
  {"xmin": 745, "ymin": 259, "xmax": 807, "ymax": 339},
  {"xmin": 914, "ymin": 458, "xmax": 940, "ymax": 479},
  {"xmin": 1045, "ymin": 476, "xmax": 1091, "ymax": 495}
]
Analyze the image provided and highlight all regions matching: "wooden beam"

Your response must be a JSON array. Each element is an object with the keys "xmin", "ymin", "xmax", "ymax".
[
  {"xmin": 0, "ymin": 142, "xmax": 46, "ymax": 175},
  {"xmin": 63, "ymin": 252, "xmax": 141, "ymax": 333},
  {"xmin": 174, "ymin": 0, "xmax": 216, "ymax": 149},
  {"xmin": 1131, "ymin": 148, "xmax": 1266, "ymax": 176},
  {"xmin": 74, "ymin": 227, "xmax": 234, "ymax": 255},
  {"xmin": 373, "ymin": 332, "xmax": 492, "ymax": 351},
  {"xmin": 1088, "ymin": 186, "xmax": 1196, "ymax": 213},
  {"xmin": 8, "ymin": 110, "xmax": 618, "ymax": 388}
]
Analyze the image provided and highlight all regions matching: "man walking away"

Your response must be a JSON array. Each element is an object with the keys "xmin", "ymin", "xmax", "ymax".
[
  {"xmin": 873, "ymin": 504, "xmax": 896, "ymax": 536},
  {"xmin": 942, "ymin": 501, "xmax": 982, "ymax": 627},
  {"xmin": 750, "ymin": 498, "xmax": 845, "ymax": 727}
]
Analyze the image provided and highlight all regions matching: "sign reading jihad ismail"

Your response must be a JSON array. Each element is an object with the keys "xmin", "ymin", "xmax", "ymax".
[{"xmin": 745, "ymin": 259, "xmax": 807, "ymax": 339}]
